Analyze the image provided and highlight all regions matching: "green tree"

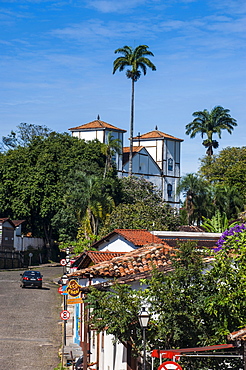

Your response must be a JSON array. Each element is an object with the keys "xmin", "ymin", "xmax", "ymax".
[
  {"xmin": 199, "ymin": 146, "xmax": 246, "ymax": 197},
  {"xmin": 1, "ymin": 122, "xmax": 52, "ymax": 151},
  {"xmin": 101, "ymin": 132, "xmax": 122, "ymax": 178},
  {"xmin": 185, "ymin": 106, "xmax": 237, "ymax": 156},
  {"xmin": 113, "ymin": 45, "xmax": 156, "ymax": 176},
  {"xmin": 0, "ymin": 133, "xmax": 117, "ymax": 254},
  {"xmin": 202, "ymin": 210, "xmax": 229, "ymax": 232},
  {"xmin": 177, "ymin": 173, "xmax": 211, "ymax": 225},
  {"xmin": 99, "ymin": 177, "xmax": 180, "ymax": 235}
]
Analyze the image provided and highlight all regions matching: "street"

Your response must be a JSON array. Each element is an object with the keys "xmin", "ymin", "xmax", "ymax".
[{"xmin": 0, "ymin": 265, "xmax": 64, "ymax": 370}]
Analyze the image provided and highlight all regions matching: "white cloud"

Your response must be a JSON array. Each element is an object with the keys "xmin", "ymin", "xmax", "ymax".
[{"xmin": 85, "ymin": 0, "xmax": 147, "ymax": 13}]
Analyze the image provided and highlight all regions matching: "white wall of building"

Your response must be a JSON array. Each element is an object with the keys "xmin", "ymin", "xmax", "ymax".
[{"xmin": 97, "ymin": 234, "xmax": 137, "ymax": 252}]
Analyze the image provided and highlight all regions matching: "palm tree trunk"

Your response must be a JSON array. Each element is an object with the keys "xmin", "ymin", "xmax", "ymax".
[{"xmin": 128, "ymin": 78, "xmax": 134, "ymax": 177}]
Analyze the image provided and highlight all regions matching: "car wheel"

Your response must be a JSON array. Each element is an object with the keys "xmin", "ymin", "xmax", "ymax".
[
  {"xmin": 22, "ymin": 285, "xmax": 25, "ymax": 288},
  {"xmin": 38, "ymin": 285, "xmax": 42, "ymax": 289}
]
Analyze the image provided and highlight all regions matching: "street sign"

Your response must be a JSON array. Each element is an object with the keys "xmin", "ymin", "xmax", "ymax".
[
  {"xmin": 67, "ymin": 297, "xmax": 83, "ymax": 305},
  {"xmin": 66, "ymin": 279, "xmax": 82, "ymax": 297},
  {"xmin": 158, "ymin": 361, "xmax": 183, "ymax": 370},
  {"xmin": 58, "ymin": 286, "xmax": 63, "ymax": 294},
  {"xmin": 60, "ymin": 259, "xmax": 67, "ymax": 266},
  {"xmin": 60, "ymin": 310, "xmax": 70, "ymax": 320}
]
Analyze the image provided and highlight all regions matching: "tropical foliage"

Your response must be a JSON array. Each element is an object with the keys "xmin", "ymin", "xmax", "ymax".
[
  {"xmin": 113, "ymin": 45, "xmax": 156, "ymax": 176},
  {"xmin": 86, "ymin": 241, "xmax": 245, "ymax": 369},
  {"xmin": 185, "ymin": 106, "xmax": 237, "ymax": 156},
  {"xmin": 199, "ymin": 146, "xmax": 246, "ymax": 197}
]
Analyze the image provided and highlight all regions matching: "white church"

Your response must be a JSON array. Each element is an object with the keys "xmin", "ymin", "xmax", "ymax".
[{"xmin": 69, "ymin": 117, "xmax": 183, "ymax": 207}]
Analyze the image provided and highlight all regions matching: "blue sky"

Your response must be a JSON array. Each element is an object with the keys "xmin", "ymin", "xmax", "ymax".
[{"xmin": 0, "ymin": 0, "xmax": 245, "ymax": 175}]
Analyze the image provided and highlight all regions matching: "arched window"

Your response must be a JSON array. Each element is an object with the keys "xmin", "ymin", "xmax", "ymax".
[
  {"xmin": 167, "ymin": 184, "xmax": 172, "ymax": 197},
  {"xmin": 168, "ymin": 158, "xmax": 173, "ymax": 171}
]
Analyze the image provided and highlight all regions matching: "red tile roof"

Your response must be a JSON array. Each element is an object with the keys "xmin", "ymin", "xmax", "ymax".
[
  {"xmin": 69, "ymin": 243, "xmax": 174, "ymax": 279},
  {"xmin": 91, "ymin": 229, "xmax": 165, "ymax": 249},
  {"xmin": 133, "ymin": 130, "xmax": 183, "ymax": 142},
  {"xmin": 68, "ymin": 119, "xmax": 126, "ymax": 132},
  {"xmin": 123, "ymin": 146, "xmax": 144, "ymax": 153},
  {"xmin": 73, "ymin": 250, "xmax": 126, "ymax": 270},
  {"xmin": 12, "ymin": 220, "xmax": 26, "ymax": 227}
]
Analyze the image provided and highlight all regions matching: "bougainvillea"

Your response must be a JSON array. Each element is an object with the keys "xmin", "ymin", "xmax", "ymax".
[{"xmin": 214, "ymin": 223, "xmax": 246, "ymax": 252}]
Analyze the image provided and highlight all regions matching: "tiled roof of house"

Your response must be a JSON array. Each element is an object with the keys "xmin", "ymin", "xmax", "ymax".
[
  {"xmin": 90, "ymin": 229, "xmax": 165, "ymax": 249},
  {"xmin": 68, "ymin": 119, "xmax": 127, "ymax": 132},
  {"xmin": 69, "ymin": 243, "xmax": 174, "ymax": 279},
  {"xmin": 12, "ymin": 220, "xmax": 26, "ymax": 227},
  {"xmin": 73, "ymin": 250, "xmax": 126, "ymax": 269},
  {"xmin": 123, "ymin": 146, "xmax": 144, "ymax": 153},
  {"xmin": 122, "ymin": 146, "xmax": 145, "ymax": 165},
  {"xmin": 133, "ymin": 130, "xmax": 183, "ymax": 142},
  {"xmin": 0, "ymin": 218, "xmax": 16, "ymax": 227}
]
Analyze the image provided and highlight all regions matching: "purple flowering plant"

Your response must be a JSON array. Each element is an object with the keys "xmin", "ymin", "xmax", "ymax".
[{"xmin": 214, "ymin": 223, "xmax": 246, "ymax": 252}]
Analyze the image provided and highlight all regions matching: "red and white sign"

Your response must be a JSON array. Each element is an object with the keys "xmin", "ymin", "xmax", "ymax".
[
  {"xmin": 158, "ymin": 361, "xmax": 183, "ymax": 370},
  {"xmin": 60, "ymin": 259, "xmax": 67, "ymax": 266},
  {"xmin": 60, "ymin": 310, "xmax": 70, "ymax": 320},
  {"xmin": 58, "ymin": 286, "xmax": 63, "ymax": 294}
]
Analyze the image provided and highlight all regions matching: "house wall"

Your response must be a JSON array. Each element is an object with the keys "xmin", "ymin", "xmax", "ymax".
[
  {"xmin": 0, "ymin": 221, "xmax": 15, "ymax": 250},
  {"xmin": 97, "ymin": 235, "xmax": 137, "ymax": 252}
]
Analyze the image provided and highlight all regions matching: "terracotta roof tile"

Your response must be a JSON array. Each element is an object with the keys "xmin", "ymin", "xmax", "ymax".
[
  {"xmin": 69, "ymin": 242, "xmax": 174, "ymax": 279},
  {"xmin": 123, "ymin": 146, "xmax": 144, "ymax": 153},
  {"xmin": 90, "ymin": 229, "xmax": 165, "ymax": 250},
  {"xmin": 68, "ymin": 119, "xmax": 126, "ymax": 132},
  {"xmin": 133, "ymin": 130, "xmax": 183, "ymax": 142},
  {"xmin": 73, "ymin": 250, "xmax": 126, "ymax": 269}
]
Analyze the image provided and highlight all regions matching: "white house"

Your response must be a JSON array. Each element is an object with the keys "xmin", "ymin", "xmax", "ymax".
[{"xmin": 68, "ymin": 118, "xmax": 183, "ymax": 207}]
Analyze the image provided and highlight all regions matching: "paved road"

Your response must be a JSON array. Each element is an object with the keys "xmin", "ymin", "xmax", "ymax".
[{"xmin": 0, "ymin": 265, "xmax": 64, "ymax": 370}]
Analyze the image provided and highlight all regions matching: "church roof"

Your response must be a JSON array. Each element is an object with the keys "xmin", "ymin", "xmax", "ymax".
[
  {"xmin": 68, "ymin": 119, "xmax": 127, "ymax": 132},
  {"xmin": 133, "ymin": 130, "xmax": 183, "ymax": 142}
]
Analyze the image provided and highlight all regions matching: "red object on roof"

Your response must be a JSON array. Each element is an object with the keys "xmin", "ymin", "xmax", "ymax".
[{"xmin": 68, "ymin": 119, "xmax": 126, "ymax": 132}]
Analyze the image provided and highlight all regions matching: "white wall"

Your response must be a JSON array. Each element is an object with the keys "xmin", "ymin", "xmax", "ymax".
[{"xmin": 98, "ymin": 234, "xmax": 137, "ymax": 252}]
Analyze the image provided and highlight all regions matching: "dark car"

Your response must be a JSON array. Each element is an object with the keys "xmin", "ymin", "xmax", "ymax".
[{"xmin": 20, "ymin": 270, "xmax": 43, "ymax": 289}]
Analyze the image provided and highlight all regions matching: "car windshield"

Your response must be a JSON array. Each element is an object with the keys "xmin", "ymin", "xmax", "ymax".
[{"xmin": 23, "ymin": 271, "xmax": 41, "ymax": 277}]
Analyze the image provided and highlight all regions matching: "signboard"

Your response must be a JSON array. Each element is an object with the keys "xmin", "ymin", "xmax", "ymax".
[
  {"xmin": 58, "ymin": 286, "xmax": 63, "ymax": 294},
  {"xmin": 65, "ymin": 279, "xmax": 82, "ymax": 297},
  {"xmin": 67, "ymin": 297, "xmax": 83, "ymax": 305},
  {"xmin": 158, "ymin": 361, "xmax": 183, "ymax": 370},
  {"xmin": 60, "ymin": 310, "xmax": 70, "ymax": 320},
  {"xmin": 60, "ymin": 259, "xmax": 67, "ymax": 266}
]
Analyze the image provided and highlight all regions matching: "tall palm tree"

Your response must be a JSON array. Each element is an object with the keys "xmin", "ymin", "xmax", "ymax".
[
  {"xmin": 113, "ymin": 45, "xmax": 156, "ymax": 176},
  {"xmin": 185, "ymin": 106, "xmax": 237, "ymax": 156}
]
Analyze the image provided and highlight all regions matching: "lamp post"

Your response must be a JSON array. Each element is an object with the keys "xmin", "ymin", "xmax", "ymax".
[
  {"xmin": 138, "ymin": 307, "xmax": 150, "ymax": 370},
  {"xmin": 65, "ymin": 247, "xmax": 70, "ymax": 274}
]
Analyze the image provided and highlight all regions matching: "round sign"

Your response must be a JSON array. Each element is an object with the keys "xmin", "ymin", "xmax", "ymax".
[
  {"xmin": 58, "ymin": 286, "xmax": 63, "ymax": 294},
  {"xmin": 158, "ymin": 361, "xmax": 183, "ymax": 370},
  {"xmin": 60, "ymin": 259, "xmax": 67, "ymax": 266},
  {"xmin": 60, "ymin": 310, "xmax": 70, "ymax": 320}
]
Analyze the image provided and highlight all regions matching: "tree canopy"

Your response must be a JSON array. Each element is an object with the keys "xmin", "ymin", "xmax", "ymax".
[{"xmin": 0, "ymin": 132, "xmax": 119, "ymax": 248}]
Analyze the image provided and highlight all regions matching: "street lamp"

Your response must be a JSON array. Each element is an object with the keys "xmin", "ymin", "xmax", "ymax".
[{"xmin": 138, "ymin": 307, "xmax": 150, "ymax": 370}]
